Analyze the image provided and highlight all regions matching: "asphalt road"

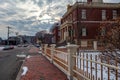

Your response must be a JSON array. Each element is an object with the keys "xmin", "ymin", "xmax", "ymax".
[{"xmin": 0, "ymin": 46, "xmax": 31, "ymax": 80}]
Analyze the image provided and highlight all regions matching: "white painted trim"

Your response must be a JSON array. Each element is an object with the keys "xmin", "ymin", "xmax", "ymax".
[
  {"xmin": 53, "ymin": 62, "xmax": 68, "ymax": 76},
  {"xmin": 81, "ymin": 20, "xmax": 116, "ymax": 23},
  {"xmin": 73, "ymin": 70, "xmax": 91, "ymax": 80},
  {"xmin": 46, "ymin": 56, "xmax": 51, "ymax": 61}
]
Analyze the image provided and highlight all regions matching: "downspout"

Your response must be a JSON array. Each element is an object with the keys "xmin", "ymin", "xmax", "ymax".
[{"xmin": 76, "ymin": 1, "xmax": 80, "ymax": 45}]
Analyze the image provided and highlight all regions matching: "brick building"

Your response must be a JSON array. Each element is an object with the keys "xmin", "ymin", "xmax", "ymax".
[
  {"xmin": 60, "ymin": 0, "xmax": 120, "ymax": 47},
  {"xmin": 50, "ymin": 23, "xmax": 60, "ymax": 44}
]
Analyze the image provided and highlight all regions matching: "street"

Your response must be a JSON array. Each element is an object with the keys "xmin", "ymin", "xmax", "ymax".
[{"xmin": 0, "ymin": 46, "xmax": 32, "ymax": 80}]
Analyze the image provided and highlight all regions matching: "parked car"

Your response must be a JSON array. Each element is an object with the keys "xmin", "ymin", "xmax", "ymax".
[
  {"xmin": 17, "ymin": 45, "xmax": 22, "ymax": 47},
  {"xmin": 34, "ymin": 44, "xmax": 40, "ymax": 48},
  {"xmin": 3, "ymin": 46, "xmax": 14, "ymax": 50},
  {"xmin": 23, "ymin": 44, "xmax": 28, "ymax": 47}
]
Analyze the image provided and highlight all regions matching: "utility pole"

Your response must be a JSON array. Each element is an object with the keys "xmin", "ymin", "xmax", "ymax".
[{"xmin": 7, "ymin": 26, "xmax": 12, "ymax": 45}]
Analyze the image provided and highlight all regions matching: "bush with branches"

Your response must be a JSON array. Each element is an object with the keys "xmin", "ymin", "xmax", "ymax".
[{"xmin": 98, "ymin": 17, "xmax": 120, "ymax": 62}]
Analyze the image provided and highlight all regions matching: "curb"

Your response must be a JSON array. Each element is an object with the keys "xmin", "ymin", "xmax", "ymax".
[{"xmin": 15, "ymin": 60, "xmax": 25, "ymax": 80}]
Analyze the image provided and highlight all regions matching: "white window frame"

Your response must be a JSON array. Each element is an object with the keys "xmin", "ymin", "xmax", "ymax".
[
  {"xmin": 113, "ymin": 10, "xmax": 117, "ymax": 19},
  {"xmin": 82, "ymin": 27, "xmax": 87, "ymax": 36},
  {"xmin": 81, "ymin": 9, "xmax": 86, "ymax": 19},
  {"xmin": 102, "ymin": 10, "xmax": 106, "ymax": 20}
]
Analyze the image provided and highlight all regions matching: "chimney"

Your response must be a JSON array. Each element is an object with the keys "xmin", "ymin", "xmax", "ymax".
[
  {"xmin": 88, "ymin": 0, "xmax": 103, "ymax": 3},
  {"xmin": 87, "ymin": 0, "xmax": 92, "ymax": 3},
  {"xmin": 67, "ymin": 4, "xmax": 72, "ymax": 11}
]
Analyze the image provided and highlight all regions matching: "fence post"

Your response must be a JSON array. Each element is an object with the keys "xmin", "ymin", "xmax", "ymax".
[
  {"xmin": 50, "ymin": 44, "xmax": 56, "ymax": 63},
  {"xmin": 41, "ymin": 44, "xmax": 45, "ymax": 53},
  {"xmin": 67, "ymin": 43, "xmax": 78, "ymax": 80},
  {"xmin": 44, "ymin": 44, "xmax": 48, "ymax": 56},
  {"xmin": 93, "ymin": 41, "xmax": 97, "ymax": 50}
]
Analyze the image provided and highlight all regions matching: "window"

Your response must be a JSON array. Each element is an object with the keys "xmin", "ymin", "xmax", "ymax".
[
  {"xmin": 82, "ymin": 27, "xmax": 87, "ymax": 36},
  {"xmin": 113, "ymin": 10, "xmax": 117, "ymax": 19},
  {"xmin": 81, "ymin": 9, "xmax": 86, "ymax": 19},
  {"xmin": 102, "ymin": 10, "xmax": 106, "ymax": 20},
  {"xmin": 68, "ymin": 29, "xmax": 74, "ymax": 37}
]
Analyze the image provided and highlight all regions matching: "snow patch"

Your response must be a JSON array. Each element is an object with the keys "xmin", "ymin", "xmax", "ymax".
[
  {"xmin": 21, "ymin": 66, "xmax": 28, "ymax": 76},
  {"xmin": 38, "ymin": 51, "xmax": 42, "ymax": 53},
  {"xmin": 27, "ymin": 55, "xmax": 31, "ymax": 58},
  {"xmin": 16, "ymin": 54, "xmax": 26, "ymax": 58},
  {"xmin": 77, "ymin": 51, "xmax": 120, "ymax": 80},
  {"xmin": 57, "ymin": 46, "xmax": 66, "ymax": 48},
  {"xmin": 0, "ymin": 47, "xmax": 4, "ymax": 50}
]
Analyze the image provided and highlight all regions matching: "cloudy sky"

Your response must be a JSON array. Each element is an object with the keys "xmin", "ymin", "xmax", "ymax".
[{"xmin": 0, "ymin": 0, "xmax": 119, "ymax": 39}]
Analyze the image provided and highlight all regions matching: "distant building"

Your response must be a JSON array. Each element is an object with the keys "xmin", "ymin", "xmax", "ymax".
[
  {"xmin": 0, "ymin": 37, "xmax": 2, "ymax": 45},
  {"xmin": 60, "ymin": 0, "xmax": 120, "ymax": 47},
  {"xmin": 44, "ymin": 33, "xmax": 53, "ymax": 44},
  {"xmin": 50, "ymin": 22, "xmax": 60, "ymax": 43},
  {"xmin": 21, "ymin": 35, "xmax": 36, "ymax": 44},
  {"xmin": 8, "ymin": 36, "xmax": 21, "ymax": 45},
  {"xmin": 6, "ymin": 35, "xmax": 36, "ymax": 45},
  {"xmin": 35, "ymin": 30, "xmax": 53, "ymax": 44},
  {"xmin": 35, "ymin": 30, "xmax": 47, "ymax": 44},
  {"xmin": 1, "ymin": 40, "xmax": 7, "ymax": 45}
]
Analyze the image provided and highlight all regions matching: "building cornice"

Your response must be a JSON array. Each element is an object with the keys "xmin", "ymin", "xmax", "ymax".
[
  {"xmin": 60, "ymin": 21, "xmax": 72, "ymax": 29},
  {"xmin": 78, "ymin": 2, "xmax": 120, "ymax": 8},
  {"xmin": 62, "ymin": 2, "xmax": 120, "ymax": 18},
  {"xmin": 80, "ymin": 20, "xmax": 116, "ymax": 23}
]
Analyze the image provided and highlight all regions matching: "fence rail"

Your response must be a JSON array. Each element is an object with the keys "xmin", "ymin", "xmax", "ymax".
[{"xmin": 41, "ymin": 44, "xmax": 120, "ymax": 80}]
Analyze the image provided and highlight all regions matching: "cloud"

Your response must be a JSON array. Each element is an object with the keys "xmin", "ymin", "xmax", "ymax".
[{"xmin": 0, "ymin": 0, "xmax": 119, "ymax": 39}]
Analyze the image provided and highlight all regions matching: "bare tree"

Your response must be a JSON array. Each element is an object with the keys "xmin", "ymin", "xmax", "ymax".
[{"xmin": 98, "ymin": 17, "xmax": 120, "ymax": 62}]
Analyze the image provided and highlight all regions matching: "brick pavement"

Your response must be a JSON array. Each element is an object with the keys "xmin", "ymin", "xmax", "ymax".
[
  {"xmin": 28, "ymin": 47, "xmax": 39, "ymax": 54},
  {"xmin": 19, "ymin": 47, "xmax": 68, "ymax": 80}
]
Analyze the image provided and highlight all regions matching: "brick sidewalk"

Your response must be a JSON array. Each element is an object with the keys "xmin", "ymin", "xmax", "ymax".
[
  {"xmin": 20, "ymin": 55, "xmax": 68, "ymax": 80},
  {"xmin": 28, "ymin": 47, "xmax": 39, "ymax": 54}
]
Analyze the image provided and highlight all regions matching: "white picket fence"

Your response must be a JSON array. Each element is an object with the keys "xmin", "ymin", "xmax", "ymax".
[{"xmin": 41, "ymin": 44, "xmax": 120, "ymax": 80}]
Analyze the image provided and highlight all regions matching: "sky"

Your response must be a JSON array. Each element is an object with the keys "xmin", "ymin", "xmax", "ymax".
[{"xmin": 0, "ymin": 0, "xmax": 119, "ymax": 39}]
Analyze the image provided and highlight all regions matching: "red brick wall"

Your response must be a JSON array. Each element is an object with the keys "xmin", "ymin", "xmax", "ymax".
[
  {"xmin": 60, "ymin": 3, "xmax": 120, "ymax": 44},
  {"xmin": 80, "ymin": 23, "xmax": 99, "ymax": 39},
  {"xmin": 117, "ymin": 8, "xmax": 120, "ymax": 16},
  {"xmin": 52, "ymin": 26, "xmax": 60, "ymax": 43}
]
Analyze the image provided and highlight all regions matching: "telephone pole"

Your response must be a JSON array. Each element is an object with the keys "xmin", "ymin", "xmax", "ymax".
[{"xmin": 7, "ymin": 26, "xmax": 12, "ymax": 45}]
